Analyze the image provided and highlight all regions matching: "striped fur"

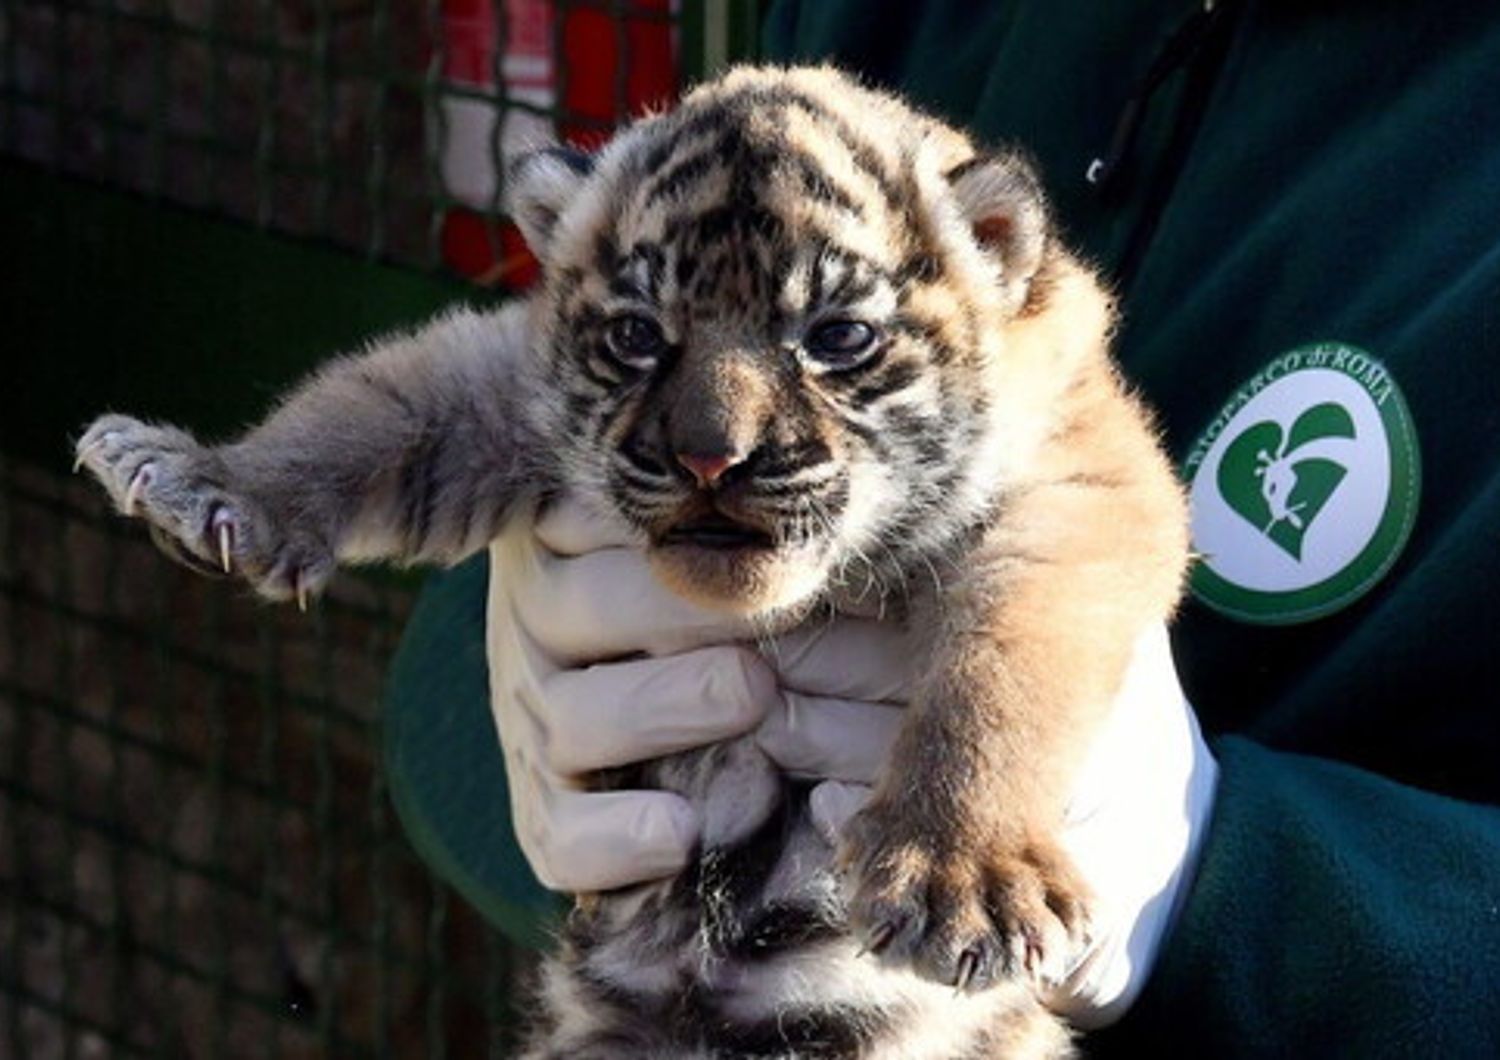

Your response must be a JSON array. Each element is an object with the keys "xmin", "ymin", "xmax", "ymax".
[
  {"xmin": 76, "ymin": 66, "xmax": 1189, "ymax": 1057},
  {"xmin": 520, "ymin": 736, "xmax": 1072, "ymax": 1058}
]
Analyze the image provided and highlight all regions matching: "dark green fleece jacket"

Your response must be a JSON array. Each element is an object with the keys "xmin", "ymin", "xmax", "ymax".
[
  {"xmin": 760, "ymin": 0, "xmax": 1500, "ymax": 1053},
  {"xmin": 385, "ymin": 2, "xmax": 1500, "ymax": 1054}
]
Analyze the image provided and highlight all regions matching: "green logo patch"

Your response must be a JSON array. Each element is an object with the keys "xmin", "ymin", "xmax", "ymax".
[
  {"xmin": 1183, "ymin": 344, "xmax": 1420, "ymax": 625},
  {"xmin": 1216, "ymin": 402, "xmax": 1354, "ymax": 560}
]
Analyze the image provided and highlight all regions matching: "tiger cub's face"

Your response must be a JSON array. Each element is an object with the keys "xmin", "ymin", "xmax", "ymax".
[{"xmin": 511, "ymin": 66, "xmax": 1060, "ymax": 615}]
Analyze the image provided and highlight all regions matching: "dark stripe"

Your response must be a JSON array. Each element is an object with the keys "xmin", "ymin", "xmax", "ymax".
[
  {"xmin": 680, "ymin": 792, "xmax": 795, "ymax": 954},
  {"xmin": 591, "ymin": 228, "xmax": 620, "ymax": 278},
  {"xmin": 610, "ymin": 493, "xmax": 663, "ymax": 529},
  {"xmin": 895, "ymin": 253, "xmax": 943, "ymax": 285},
  {"xmin": 455, "ymin": 490, "xmax": 490, "ymax": 556},
  {"xmin": 891, "ymin": 313, "xmax": 963, "ymax": 366},
  {"xmin": 752, "ymin": 475, "xmax": 837, "ymax": 500},
  {"xmin": 783, "ymin": 104, "xmax": 909, "ymax": 214},
  {"xmin": 643, "ymin": 148, "xmax": 722, "ymax": 208},
  {"xmin": 883, "ymin": 404, "xmax": 948, "ymax": 465},
  {"xmin": 710, "ymin": 1004, "xmax": 885, "ymax": 1058},
  {"xmin": 943, "ymin": 154, "xmax": 988, "ymax": 183},
  {"xmin": 784, "ymin": 152, "xmax": 865, "ymax": 218},
  {"xmin": 607, "ymin": 274, "xmax": 649, "ymax": 301},
  {"xmin": 750, "ymin": 439, "xmax": 833, "ymax": 479},
  {"xmin": 562, "ymin": 391, "xmax": 596, "ymax": 426},
  {"xmin": 361, "ymin": 370, "xmax": 420, "ymax": 420},
  {"xmin": 644, "ymin": 84, "xmax": 905, "ymax": 217},
  {"xmin": 824, "ymin": 271, "xmax": 879, "ymax": 308},
  {"xmin": 821, "ymin": 474, "xmax": 851, "ymax": 520},
  {"xmin": 617, "ymin": 439, "xmax": 670, "ymax": 478},
  {"xmin": 611, "ymin": 464, "xmax": 674, "ymax": 495},
  {"xmin": 399, "ymin": 439, "xmax": 437, "ymax": 555},
  {"xmin": 849, "ymin": 359, "xmax": 922, "ymax": 407},
  {"xmin": 626, "ymin": 242, "xmax": 667, "ymax": 299},
  {"xmin": 724, "ymin": 902, "xmax": 843, "ymax": 959},
  {"xmin": 680, "ymin": 202, "xmax": 787, "ymax": 246},
  {"xmin": 806, "ymin": 245, "xmax": 894, "ymax": 310},
  {"xmin": 441, "ymin": 388, "xmax": 490, "ymax": 554},
  {"xmin": 741, "ymin": 86, "xmax": 905, "ymax": 208},
  {"xmin": 573, "ymin": 963, "xmax": 656, "ymax": 1011},
  {"xmin": 808, "ymin": 248, "xmax": 826, "ymax": 306}
]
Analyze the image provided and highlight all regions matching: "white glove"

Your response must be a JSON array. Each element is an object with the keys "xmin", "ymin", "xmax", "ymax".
[
  {"xmin": 1044, "ymin": 624, "xmax": 1218, "ymax": 1026},
  {"xmin": 488, "ymin": 498, "xmax": 1219, "ymax": 1027},
  {"xmin": 486, "ymin": 499, "xmax": 777, "ymax": 892}
]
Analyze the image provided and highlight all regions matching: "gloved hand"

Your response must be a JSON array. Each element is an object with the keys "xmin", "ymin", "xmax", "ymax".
[
  {"xmin": 488, "ymin": 497, "xmax": 1218, "ymax": 1026},
  {"xmin": 486, "ymin": 498, "xmax": 773, "ymax": 892}
]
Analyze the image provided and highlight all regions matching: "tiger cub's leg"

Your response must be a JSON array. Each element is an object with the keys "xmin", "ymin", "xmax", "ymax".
[
  {"xmin": 842, "ymin": 390, "xmax": 1189, "ymax": 993},
  {"xmin": 75, "ymin": 304, "xmax": 540, "ymax": 602}
]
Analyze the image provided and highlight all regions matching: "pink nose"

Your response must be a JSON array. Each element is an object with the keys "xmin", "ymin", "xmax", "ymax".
[{"xmin": 676, "ymin": 451, "xmax": 740, "ymax": 488}]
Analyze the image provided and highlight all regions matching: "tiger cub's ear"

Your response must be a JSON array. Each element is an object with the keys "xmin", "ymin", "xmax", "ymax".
[
  {"xmin": 506, "ymin": 146, "xmax": 595, "ymax": 263},
  {"xmin": 945, "ymin": 150, "xmax": 1050, "ymax": 309}
]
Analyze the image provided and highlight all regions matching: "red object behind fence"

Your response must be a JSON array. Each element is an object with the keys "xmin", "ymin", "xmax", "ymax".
[{"xmin": 438, "ymin": 0, "xmax": 679, "ymax": 289}]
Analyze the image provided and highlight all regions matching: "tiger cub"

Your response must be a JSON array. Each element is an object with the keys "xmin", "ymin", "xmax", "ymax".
[{"xmin": 76, "ymin": 66, "xmax": 1188, "ymax": 1057}]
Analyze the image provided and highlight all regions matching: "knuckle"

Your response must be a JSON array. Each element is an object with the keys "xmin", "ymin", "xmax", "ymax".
[
  {"xmin": 534, "ymin": 678, "xmax": 592, "ymax": 770},
  {"xmin": 717, "ymin": 646, "xmax": 777, "ymax": 723},
  {"xmin": 541, "ymin": 728, "xmax": 586, "ymax": 775}
]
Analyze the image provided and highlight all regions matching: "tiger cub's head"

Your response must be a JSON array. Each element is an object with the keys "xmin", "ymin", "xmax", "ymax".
[{"xmin": 511, "ymin": 65, "xmax": 1108, "ymax": 615}]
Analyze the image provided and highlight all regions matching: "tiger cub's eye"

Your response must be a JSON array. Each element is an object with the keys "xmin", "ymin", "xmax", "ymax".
[
  {"xmin": 604, "ymin": 314, "xmax": 668, "ymax": 368},
  {"xmin": 804, "ymin": 319, "xmax": 879, "ymax": 369}
]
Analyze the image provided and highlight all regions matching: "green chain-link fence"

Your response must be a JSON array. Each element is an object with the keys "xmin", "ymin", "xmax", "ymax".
[{"xmin": 0, "ymin": 2, "xmax": 758, "ymax": 1055}]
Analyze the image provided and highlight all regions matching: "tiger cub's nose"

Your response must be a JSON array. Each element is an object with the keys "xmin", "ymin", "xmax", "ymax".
[{"xmin": 675, "ymin": 450, "xmax": 744, "ymax": 489}]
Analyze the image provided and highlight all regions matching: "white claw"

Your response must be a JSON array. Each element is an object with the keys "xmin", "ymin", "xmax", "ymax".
[
  {"xmin": 296, "ymin": 579, "xmax": 309, "ymax": 613},
  {"xmin": 217, "ymin": 522, "xmax": 233, "ymax": 573},
  {"xmin": 73, "ymin": 438, "xmax": 103, "ymax": 473},
  {"xmin": 123, "ymin": 466, "xmax": 151, "ymax": 516}
]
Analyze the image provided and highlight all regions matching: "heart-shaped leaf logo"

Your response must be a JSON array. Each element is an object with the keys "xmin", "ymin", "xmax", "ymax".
[
  {"xmin": 1185, "ymin": 345, "xmax": 1420, "ymax": 624},
  {"xmin": 1216, "ymin": 402, "xmax": 1356, "ymax": 559}
]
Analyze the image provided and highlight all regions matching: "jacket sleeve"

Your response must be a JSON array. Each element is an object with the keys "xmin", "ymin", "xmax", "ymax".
[{"xmin": 1093, "ymin": 736, "xmax": 1500, "ymax": 1056}]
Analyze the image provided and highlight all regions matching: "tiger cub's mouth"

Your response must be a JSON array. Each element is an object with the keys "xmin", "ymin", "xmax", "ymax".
[
  {"xmin": 647, "ymin": 504, "xmax": 829, "ymax": 615},
  {"xmin": 658, "ymin": 512, "xmax": 775, "ymax": 551}
]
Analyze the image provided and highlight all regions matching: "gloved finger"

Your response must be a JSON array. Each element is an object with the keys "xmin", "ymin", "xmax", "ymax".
[
  {"xmin": 534, "ymin": 496, "xmax": 636, "ymax": 556},
  {"xmin": 756, "ymin": 691, "xmax": 904, "ymax": 784},
  {"xmin": 521, "ymin": 786, "xmax": 700, "ymax": 893},
  {"xmin": 807, "ymin": 780, "xmax": 872, "ymax": 847},
  {"xmin": 760, "ymin": 618, "xmax": 917, "ymax": 702},
  {"xmin": 514, "ymin": 546, "xmax": 757, "ymax": 662},
  {"xmin": 541, "ymin": 646, "xmax": 779, "ymax": 775}
]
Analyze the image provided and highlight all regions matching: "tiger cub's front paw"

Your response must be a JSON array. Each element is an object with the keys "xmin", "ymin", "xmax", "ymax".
[
  {"xmin": 74, "ymin": 415, "xmax": 333, "ymax": 605},
  {"xmin": 841, "ymin": 796, "xmax": 1091, "ymax": 993}
]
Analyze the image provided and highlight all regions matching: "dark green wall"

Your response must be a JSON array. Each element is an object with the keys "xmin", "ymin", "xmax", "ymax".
[{"xmin": 1, "ymin": 160, "xmax": 482, "ymax": 470}]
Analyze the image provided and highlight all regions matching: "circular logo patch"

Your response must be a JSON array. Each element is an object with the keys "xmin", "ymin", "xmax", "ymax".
[{"xmin": 1182, "ymin": 343, "xmax": 1420, "ymax": 625}]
